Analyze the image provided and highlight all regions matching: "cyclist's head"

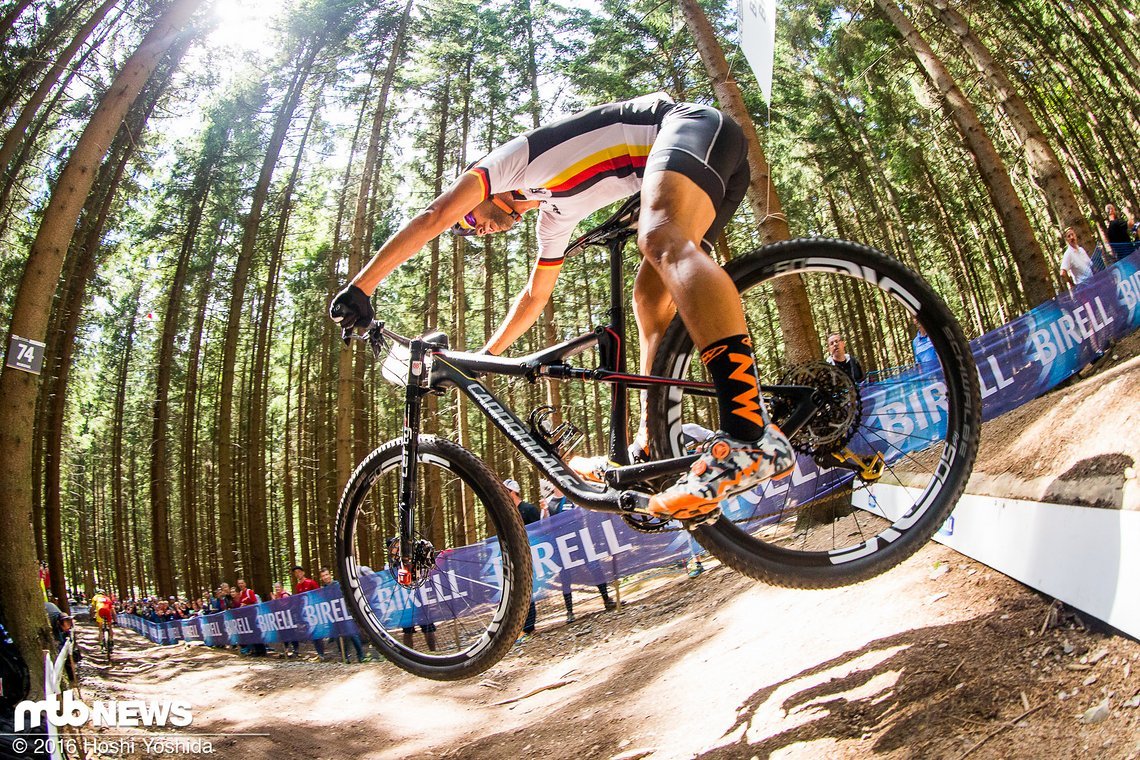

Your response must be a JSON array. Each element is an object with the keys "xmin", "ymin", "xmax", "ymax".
[{"xmin": 452, "ymin": 193, "xmax": 523, "ymax": 237}]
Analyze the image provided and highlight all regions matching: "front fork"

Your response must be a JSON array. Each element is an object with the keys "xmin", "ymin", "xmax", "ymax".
[{"xmin": 396, "ymin": 338, "xmax": 430, "ymax": 586}]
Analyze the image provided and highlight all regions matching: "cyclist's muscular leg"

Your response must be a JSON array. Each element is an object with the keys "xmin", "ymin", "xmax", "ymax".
[
  {"xmin": 632, "ymin": 261, "xmax": 676, "ymax": 448},
  {"xmin": 638, "ymin": 169, "xmax": 793, "ymax": 518},
  {"xmin": 636, "ymin": 170, "xmax": 745, "ymax": 349},
  {"xmin": 638, "ymin": 169, "xmax": 768, "ymax": 439}
]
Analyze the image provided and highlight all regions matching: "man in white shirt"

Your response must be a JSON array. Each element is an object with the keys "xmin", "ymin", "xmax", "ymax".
[{"xmin": 1059, "ymin": 226, "xmax": 1093, "ymax": 287}]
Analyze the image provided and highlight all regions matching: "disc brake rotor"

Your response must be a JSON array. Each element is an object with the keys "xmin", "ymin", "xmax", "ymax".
[{"xmin": 778, "ymin": 361, "xmax": 862, "ymax": 458}]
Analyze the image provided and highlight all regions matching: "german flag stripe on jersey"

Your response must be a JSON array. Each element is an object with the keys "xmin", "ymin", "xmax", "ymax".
[
  {"xmin": 537, "ymin": 255, "xmax": 564, "ymax": 268},
  {"xmin": 543, "ymin": 144, "xmax": 652, "ymax": 196},
  {"xmin": 465, "ymin": 166, "xmax": 491, "ymax": 201}
]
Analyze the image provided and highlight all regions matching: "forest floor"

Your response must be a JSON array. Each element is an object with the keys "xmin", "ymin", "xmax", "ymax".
[{"xmin": 72, "ymin": 332, "xmax": 1140, "ymax": 760}]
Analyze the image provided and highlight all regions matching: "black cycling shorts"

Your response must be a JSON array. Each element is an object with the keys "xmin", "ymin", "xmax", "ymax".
[{"xmin": 645, "ymin": 102, "xmax": 750, "ymax": 252}]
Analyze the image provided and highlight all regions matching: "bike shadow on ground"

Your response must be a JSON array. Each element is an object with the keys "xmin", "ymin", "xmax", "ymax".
[{"xmin": 694, "ymin": 592, "xmax": 1060, "ymax": 758}]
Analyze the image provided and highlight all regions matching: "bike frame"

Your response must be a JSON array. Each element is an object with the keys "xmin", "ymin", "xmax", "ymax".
[
  {"xmin": 397, "ymin": 226, "xmax": 710, "ymax": 526},
  {"xmin": 380, "ymin": 205, "xmax": 821, "ymax": 571}
]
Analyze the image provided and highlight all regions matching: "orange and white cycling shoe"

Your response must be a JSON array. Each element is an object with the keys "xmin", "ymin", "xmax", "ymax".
[
  {"xmin": 568, "ymin": 454, "xmax": 611, "ymax": 483},
  {"xmin": 568, "ymin": 440, "xmax": 651, "ymax": 484},
  {"xmin": 647, "ymin": 426, "xmax": 796, "ymax": 521}
]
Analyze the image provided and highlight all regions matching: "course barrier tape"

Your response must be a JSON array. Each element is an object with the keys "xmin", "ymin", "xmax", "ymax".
[{"xmin": 119, "ymin": 255, "xmax": 1139, "ymax": 647}]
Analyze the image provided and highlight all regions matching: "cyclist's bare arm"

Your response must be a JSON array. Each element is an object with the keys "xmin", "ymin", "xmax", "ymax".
[
  {"xmin": 351, "ymin": 173, "xmax": 486, "ymax": 295},
  {"xmin": 483, "ymin": 263, "xmax": 561, "ymax": 355}
]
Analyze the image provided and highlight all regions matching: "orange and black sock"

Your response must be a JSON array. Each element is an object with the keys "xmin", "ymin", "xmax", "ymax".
[{"xmin": 700, "ymin": 334, "xmax": 768, "ymax": 442}]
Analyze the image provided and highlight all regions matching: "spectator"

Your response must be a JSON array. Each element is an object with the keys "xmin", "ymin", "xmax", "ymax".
[
  {"xmin": 825, "ymin": 332, "xmax": 865, "ymax": 383},
  {"xmin": 210, "ymin": 583, "xmax": 233, "ymax": 613},
  {"xmin": 290, "ymin": 567, "xmax": 326, "ymax": 659},
  {"xmin": 1103, "ymin": 203, "xmax": 1133, "ymax": 259},
  {"xmin": 1060, "ymin": 226, "xmax": 1094, "ymax": 287},
  {"xmin": 235, "ymin": 579, "xmax": 260, "ymax": 607},
  {"xmin": 44, "ymin": 602, "xmax": 80, "ymax": 682},
  {"xmin": 271, "ymin": 583, "xmax": 300, "ymax": 658},
  {"xmin": 539, "ymin": 481, "xmax": 616, "ymax": 624},
  {"xmin": 235, "ymin": 580, "xmax": 267, "ymax": 656},
  {"xmin": 505, "ymin": 478, "xmax": 540, "ymax": 638},
  {"xmin": 912, "ymin": 324, "xmax": 937, "ymax": 366},
  {"xmin": 291, "ymin": 566, "xmax": 319, "ymax": 594},
  {"xmin": 154, "ymin": 600, "xmax": 176, "ymax": 623},
  {"xmin": 38, "ymin": 562, "xmax": 50, "ymax": 600},
  {"xmin": 318, "ymin": 568, "xmax": 366, "ymax": 663}
]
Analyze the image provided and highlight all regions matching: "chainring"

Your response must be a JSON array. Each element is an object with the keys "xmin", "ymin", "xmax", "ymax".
[
  {"xmin": 621, "ymin": 513, "xmax": 676, "ymax": 533},
  {"xmin": 778, "ymin": 361, "xmax": 863, "ymax": 458}
]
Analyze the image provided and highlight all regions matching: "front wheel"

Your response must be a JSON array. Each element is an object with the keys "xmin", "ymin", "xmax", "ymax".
[
  {"xmin": 335, "ymin": 436, "xmax": 532, "ymax": 680},
  {"xmin": 647, "ymin": 238, "xmax": 980, "ymax": 588}
]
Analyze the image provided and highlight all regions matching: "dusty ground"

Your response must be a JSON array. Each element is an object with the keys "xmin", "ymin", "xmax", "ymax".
[
  {"xmin": 67, "ymin": 335, "xmax": 1140, "ymax": 760},
  {"xmin": 968, "ymin": 330, "xmax": 1140, "ymax": 509}
]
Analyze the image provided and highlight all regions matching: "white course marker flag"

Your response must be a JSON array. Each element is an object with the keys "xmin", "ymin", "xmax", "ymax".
[{"xmin": 738, "ymin": 0, "xmax": 777, "ymax": 104}]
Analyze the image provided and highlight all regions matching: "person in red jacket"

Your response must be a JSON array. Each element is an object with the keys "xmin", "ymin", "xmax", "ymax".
[
  {"xmin": 290, "ymin": 566, "xmax": 319, "ymax": 594},
  {"xmin": 290, "ymin": 566, "xmax": 324, "ymax": 660},
  {"xmin": 235, "ymin": 579, "xmax": 260, "ymax": 607}
]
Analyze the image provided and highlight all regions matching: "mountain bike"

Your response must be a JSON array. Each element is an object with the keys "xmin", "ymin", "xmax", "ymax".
[
  {"xmin": 335, "ymin": 194, "xmax": 980, "ymax": 680},
  {"xmin": 97, "ymin": 617, "xmax": 113, "ymax": 659}
]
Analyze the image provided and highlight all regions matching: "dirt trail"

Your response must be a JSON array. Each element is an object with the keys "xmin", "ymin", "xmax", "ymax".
[
  {"xmin": 72, "ymin": 334, "xmax": 1140, "ymax": 760},
  {"xmin": 76, "ymin": 540, "xmax": 1139, "ymax": 760}
]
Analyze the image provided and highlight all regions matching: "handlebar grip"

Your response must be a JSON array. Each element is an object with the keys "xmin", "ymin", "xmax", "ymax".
[{"xmin": 341, "ymin": 326, "xmax": 353, "ymax": 345}]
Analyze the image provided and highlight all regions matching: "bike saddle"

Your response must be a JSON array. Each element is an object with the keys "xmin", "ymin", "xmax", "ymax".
[{"xmin": 563, "ymin": 192, "xmax": 641, "ymax": 257}]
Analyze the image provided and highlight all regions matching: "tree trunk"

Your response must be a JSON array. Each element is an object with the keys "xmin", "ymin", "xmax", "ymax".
[
  {"xmin": 246, "ymin": 98, "xmax": 318, "ymax": 597},
  {"xmin": 217, "ymin": 37, "xmax": 321, "ymax": 582},
  {"xmin": 150, "ymin": 135, "xmax": 220, "ymax": 599},
  {"xmin": 110, "ymin": 286, "xmax": 142, "ymax": 601},
  {"xmin": 926, "ymin": 0, "xmax": 1096, "ymax": 256},
  {"xmin": 43, "ymin": 94, "xmax": 147, "ymax": 609},
  {"xmin": 0, "ymin": 0, "xmax": 118, "ymax": 192},
  {"xmin": 283, "ymin": 320, "xmax": 297, "ymax": 571},
  {"xmin": 423, "ymin": 75, "xmax": 450, "ymax": 550},
  {"xmin": 0, "ymin": 0, "xmax": 33, "ymax": 39},
  {"xmin": 0, "ymin": 0, "xmax": 203, "ymax": 699},
  {"xmin": 678, "ymin": 0, "xmax": 819, "ymax": 363},
  {"xmin": 874, "ymin": 0, "xmax": 1053, "ymax": 307}
]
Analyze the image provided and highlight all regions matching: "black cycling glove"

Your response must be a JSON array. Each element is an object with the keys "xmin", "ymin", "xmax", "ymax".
[{"xmin": 329, "ymin": 284, "xmax": 375, "ymax": 337}]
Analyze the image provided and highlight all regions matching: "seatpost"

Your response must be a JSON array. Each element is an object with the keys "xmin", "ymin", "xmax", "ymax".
[{"xmin": 397, "ymin": 338, "xmax": 429, "ymax": 585}]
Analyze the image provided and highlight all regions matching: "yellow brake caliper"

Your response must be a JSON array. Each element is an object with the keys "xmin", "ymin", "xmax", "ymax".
[{"xmin": 832, "ymin": 448, "xmax": 886, "ymax": 482}]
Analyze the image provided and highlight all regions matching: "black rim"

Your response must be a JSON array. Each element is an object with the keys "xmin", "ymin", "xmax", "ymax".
[{"xmin": 337, "ymin": 440, "xmax": 519, "ymax": 669}]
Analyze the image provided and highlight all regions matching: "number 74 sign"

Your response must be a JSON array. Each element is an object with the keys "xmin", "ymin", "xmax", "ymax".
[{"xmin": 6, "ymin": 334, "xmax": 45, "ymax": 375}]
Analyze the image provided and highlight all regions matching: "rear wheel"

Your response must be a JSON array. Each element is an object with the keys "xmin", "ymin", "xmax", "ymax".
[
  {"xmin": 647, "ymin": 238, "xmax": 980, "ymax": 588},
  {"xmin": 336, "ymin": 436, "xmax": 532, "ymax": 680}
]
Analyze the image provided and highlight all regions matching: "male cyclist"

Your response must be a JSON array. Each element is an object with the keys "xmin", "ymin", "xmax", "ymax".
[
  {"xmin": 331, "ymin": 92, "xmax": 794, "ymax": 520},
  {"xmin": 91, "ymin": 589, "xmax": 115, "ymax": 649}
]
